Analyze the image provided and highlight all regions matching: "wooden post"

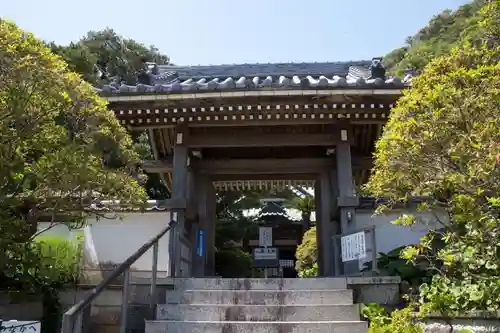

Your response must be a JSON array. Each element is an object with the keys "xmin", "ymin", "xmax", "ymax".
[
  {"xmin": 335, "ymin": 126, "xmax": 360, "ymax": 275},
  {"xmin": 186, "ymin": 170, "xmax": 197, "ymax": 220},
  {"xmin": 172, "ymin": 126, "xmax": 188, "ymax": 278},
  {"xmin": 205, "ymin": 179, "xmax": 217, "ymax": 276},
  {"xmin": 192, "ymin": 174, "xmax": 209, "ymax": 277},
  {"xmin": 314, "ymin": 180, "xmax": 324, "ymax": 276},
  {"xmin": 329, "ymin": 170, "xmax": 341, "ymax": 276},
  {"xmin": 320, "ymin": 171, "xmax": 335, "ymax": 276}
]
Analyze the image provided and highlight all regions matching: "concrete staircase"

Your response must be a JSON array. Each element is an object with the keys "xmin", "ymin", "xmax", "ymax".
[{"xmin": 145, "ymin": 278, "xmax": 368, "ymax": 333}]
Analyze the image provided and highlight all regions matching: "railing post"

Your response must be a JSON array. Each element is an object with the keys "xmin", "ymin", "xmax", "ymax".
[
  {"xmin": 150, "ymin": 240, "xmax": 159, "ymax": 316},
  {"xmin": 169, "ymin": 216, "xmax": 176, "ymax": 277},
  {"xmin": 81, "ymin": 304, "xmax": 91, "ymax": 333},
  {"xmin": 62, "ymin": 313, "xmax": 75, "ymax": 333},
  {"xmin": 74, "ymin": 311, "xmax": 83, "ymax": 333},
  {"xmin": 120, "ymin": 268, "xmax": 130, "ymax": 333}
]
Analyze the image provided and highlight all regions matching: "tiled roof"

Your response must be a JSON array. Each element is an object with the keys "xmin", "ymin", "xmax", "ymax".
[
  {"xmin": 244, "ymin": 207, "xmax": 316, "ymax": 222},
  {"xmin": 89, "ymin": 200, "xmax": 175, "ymax": 212},
  {"xmin": 97, "ymin": 60, "xmax": 409, "ymax": 95},
  {"xmin": 258, "ymin": 201, "xmax": 290, "ymax": 219}
]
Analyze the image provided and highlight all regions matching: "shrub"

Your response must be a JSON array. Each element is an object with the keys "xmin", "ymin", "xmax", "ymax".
[
  {"xmin": 34, "ymin": 234, "xmax": 83, "ymax": 285},
  {"xmin": 298, "ymin": 263, "xmax": 318, "ymax": 278},
  {"xmin": 295, "ymin": 226, "xmax": 317, "ymax": 275},
  {"xmin": 362, "ymin": 303, "xmax": 423, "ymax": 333},
  {"xmin": 215, "ymin": 249, "xmax": 253, "ymax": 278}
]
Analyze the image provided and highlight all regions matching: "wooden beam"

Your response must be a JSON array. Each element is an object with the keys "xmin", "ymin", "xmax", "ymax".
[
  {"xmin": 188, "ymin": 133, "xmax": 339, "ymax": 148},
  {"xmin": 212, "ymin": 173, "xmax": 317, "ymax": 181},
  {"xmin": 125, "ymin": 118, "xmax": 387, "ymax": 130},
  {"xmin": 154, "ymin": 198, "xmax": 186, "ymax": 210},
  {"xmin": 142, "ymin": 156, "xmax": 372, "ymax": 174},
  {"xmin": 213, "ymin": 179, "xmax": 315, "ymax": 191},
  {"xmin": 142, "ymin": 158, "xmax": 174, "ymax": 173},
  {"xmin": 197, "ymin": 158, "xmax": 333, "ymax": 175}
]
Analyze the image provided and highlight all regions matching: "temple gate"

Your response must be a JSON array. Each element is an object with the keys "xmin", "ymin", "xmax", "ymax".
[{"xmin": 99, "ymin": 59, "xmax": 408, "ymax": 277}]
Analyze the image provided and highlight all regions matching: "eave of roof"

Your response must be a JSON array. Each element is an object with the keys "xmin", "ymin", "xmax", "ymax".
[{"xmin": 96, "ymin": 61, "xmax": 410, "ymax": 96}]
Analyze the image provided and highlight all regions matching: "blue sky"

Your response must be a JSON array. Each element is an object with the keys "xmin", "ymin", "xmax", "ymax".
[{"xmin": 1, "ymin": 0, "xmax": 469, "ymax": 66}]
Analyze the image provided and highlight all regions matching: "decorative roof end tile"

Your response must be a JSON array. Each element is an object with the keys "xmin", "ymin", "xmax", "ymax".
[{"xmin": 369, "ymin": 57, "xmax": 386, "ymax": 80}]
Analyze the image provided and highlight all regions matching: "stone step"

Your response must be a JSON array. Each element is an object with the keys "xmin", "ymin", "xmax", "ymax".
[
  {"xmin": 146, "ymin": 320, "xmax": 368, "ymax": 333},
  {"xmin": 175, "ymin": 278, "xmax": 347, "ymax": 291},
  {"xmin": 166, "ymin": 289, "xmax": 353, "ymax": 305},
  {"xmin": 157, "ymin": 304, "xmax": 360, "ymax": 321}
]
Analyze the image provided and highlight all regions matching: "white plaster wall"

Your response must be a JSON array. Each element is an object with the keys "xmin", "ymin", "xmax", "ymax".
[
  {"xmin": 37, "ymin": 212, "xmax": 173, "ymax": 278},
  {"xmin": 354, "ymin": 209, "xmax": 448, "ymax": 269}
]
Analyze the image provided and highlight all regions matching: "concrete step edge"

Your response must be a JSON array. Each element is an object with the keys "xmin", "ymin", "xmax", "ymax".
[
  {"xmin": 176, "ymin": 278, "xmax": 348, "ymax": 282},
  {"xmin": 179, "ymin": 289, "xmax": 351, "ymax": 292},
  {"xmin": 147, "ymin": 320, "xmax": 366, "ymax": 324},
  {"xmin": 159, "ymin": 303, "xmax": 358, "ymax": 307}
]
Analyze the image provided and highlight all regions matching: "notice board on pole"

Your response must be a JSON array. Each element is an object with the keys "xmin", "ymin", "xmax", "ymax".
[
  {"xmin": 196, "ymin": 228, "xmax": 205, "ymax": 257},
  {"xmin": 341, "ymin": 231, "xmax": 367, "ymax": 262}
]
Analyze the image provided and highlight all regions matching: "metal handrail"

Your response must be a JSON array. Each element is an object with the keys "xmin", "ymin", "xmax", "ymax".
[{"xmin": 61, "ymin": 219, "xmax": 177, "ymax": 333}]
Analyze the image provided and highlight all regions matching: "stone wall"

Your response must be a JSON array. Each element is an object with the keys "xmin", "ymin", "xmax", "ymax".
[
  {"xmin": 58, "ymin": 279, "xmax": 174, "ymax": 333},
  {"xmin": 355, "ymin": 208, "xmax": 449, "ymax": 271},
  {"xmin": 347, "ymin": 276, "xmax": 402, "ymax": 307},
  {"xmin": 0, "ymin": 292, "xmax": 43, "ymax": 321}
]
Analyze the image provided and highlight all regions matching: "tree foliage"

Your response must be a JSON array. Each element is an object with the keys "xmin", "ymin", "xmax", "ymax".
[
  {"xmin": 48, "ymin": 29, "xmax": 172, "ymax": 198},
  {"xmin": 48, "ymin": 28, "xmax": 170, "ymax": 86},
  {"xmin": 285, "ymin": 194, "xmax": 314, "ymax": 230},
  {"xmin": 295, "ymin": 226, "xmax": 317, "ymax": 276},
  {"xmin": 213, "ymin": 190, "xmax": 262, "ymax": 277},
  {"xmin": 366, "ymin": 15, "xmax": 500, "ymax": 316},
  {"xmin": 0, "ymin": 20, "xmax": 147, "ymax": 280},
  {"xmin": 384, "ymin": 0, "xmax": 488, "ymax": 76}
]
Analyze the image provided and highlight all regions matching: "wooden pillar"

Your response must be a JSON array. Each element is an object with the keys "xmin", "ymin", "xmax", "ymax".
[
  {"xmin": 172, "ymin": 126, "xmax": 189, "ymax": 278},
  {"xmin": 329, "ymin": 170, "xmax": 342, "ymax": 276},
  {"xmin": 191, "ymin": 174, "xmax": 216, "ymax": 277},
  {"xmin": 191, "ymin": 173, "xmax": 206, "ymax": 277},
  {"xmin": 314, "ymin": 180, "xmax": 324, "ymax": 276},
  {"xmin": 335, "ymin": 126, "xmax": 360, "ymax": 275},
  {"xmin": 205, "ymin": 180, "xmax": 217, "ymax": 276},
  {"xmin": 186, "ymin": 170, "xmax": 197, "ymax": 276},
  {"xmin": 319, "ymin": 171, "xmax": 335, "ymax": 276}
]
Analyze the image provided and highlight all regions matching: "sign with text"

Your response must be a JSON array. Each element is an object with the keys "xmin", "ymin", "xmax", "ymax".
[
  {"xmin": 1, "ymin": 321, "xmax": 40, "ymax": 333},
  {"xmin": 252, "ymin": 247, "xmax": 279, "ymax": 268},
  {"xmin": 196, "ymin": 228, "xmax": 205, "ymax": 257},
  {"xmin": 259, "ymin": 227, "xmax": 273, "ymax": 247},
  {"xmin": 341, "ymin": 231, "xmax": 367, "ymax": 262}
]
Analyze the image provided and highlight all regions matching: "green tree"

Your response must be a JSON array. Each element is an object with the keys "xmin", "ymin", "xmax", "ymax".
[
  {"xmin": 285, "ymin": 194, "xmax": 314, "ymax": 230},
  {"xmin": 214, "ymin": 190, "xmax": 261, "ymax": 277},
  {"xmin": 0, "ymin": 20, "xmax": 147, "ymax": 285},
  {"xmin": 384, "ymin": 0, "xmax": 487, "ymax": 75},
  {"xmin": 365, "ymin": 41, "xmax": 500, "ymax": 315},
  {"xmin": 48, "ymin": 28, "xmax": 170, "ymax": 86},
  {"xmin": 49, "ymin": 29, "xmax": 172, "ymax": 198}
]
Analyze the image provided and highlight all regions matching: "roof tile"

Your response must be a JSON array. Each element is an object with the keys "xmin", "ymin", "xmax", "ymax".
[{"xmin": 98, "ymin": 60, "xmax": 409, "ymax": 95}]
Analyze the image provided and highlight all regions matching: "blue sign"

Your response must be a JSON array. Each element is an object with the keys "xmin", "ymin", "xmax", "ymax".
[{"xmin": 196, "ymin": 228, "xmax": 205, "ymax": 257}]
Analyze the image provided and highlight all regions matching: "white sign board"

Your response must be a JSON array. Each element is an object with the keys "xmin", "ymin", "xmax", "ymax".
[
  {"xmin": 254, "ymin": 247, "xmax": 278, "ymax": 260},
  {"xmin": 1, "ymin": 321, "xmax": 41, "ymax": 333},
  {"xmin": 341, "ymin": 231, "xmax": 367, "ymax": 262},
  {"xmin": 259, "ymin": 227, "xmax": 273, "ymax": 247}
]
